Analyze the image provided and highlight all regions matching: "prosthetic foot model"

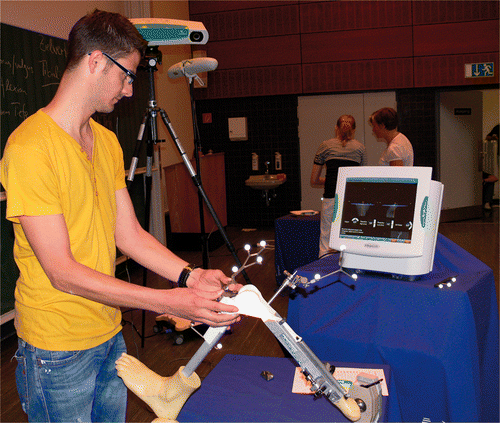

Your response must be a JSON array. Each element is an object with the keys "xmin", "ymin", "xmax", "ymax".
[{"xmin": 115, "ymin": 353, "xmax": 200, "ymax": 422}]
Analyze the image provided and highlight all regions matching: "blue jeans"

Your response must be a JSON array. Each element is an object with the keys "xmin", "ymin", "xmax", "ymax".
[{"xmin": 15, "ymin": 332, "xmax": 127, "ymax": 422}]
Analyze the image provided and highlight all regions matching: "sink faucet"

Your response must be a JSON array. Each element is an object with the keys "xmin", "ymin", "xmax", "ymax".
[{"xmin": 265, "ymin": 161, "xmax": 270, "ymax": 174}]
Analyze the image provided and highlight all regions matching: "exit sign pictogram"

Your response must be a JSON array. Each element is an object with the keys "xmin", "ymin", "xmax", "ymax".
[{"xmin": 465, "ymin": 63, "xmax": 494, "ymax": 78}]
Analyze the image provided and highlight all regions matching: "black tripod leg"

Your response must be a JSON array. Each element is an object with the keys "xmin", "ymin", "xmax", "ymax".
[
  {"xmin": 158, "ymin": 109, "xmax": 250, "ymax": 284},
  {"xmin": 139, "ymin": 127, "xmax": 155, "ymax": 349}
]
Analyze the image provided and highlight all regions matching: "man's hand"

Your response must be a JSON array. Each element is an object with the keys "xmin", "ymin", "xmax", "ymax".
[
  {"xmin": 157, "ymin": 287, "xmax": 241, "ymax": 327},
  {"xmin": 187, "ymin": 268, "xmax": 242, "ymax": 295}
]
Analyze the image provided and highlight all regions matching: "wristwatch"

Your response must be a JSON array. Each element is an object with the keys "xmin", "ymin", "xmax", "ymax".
[{"xmin": 177, "ymin": 263, "xmax": 198, "ymax": 288}]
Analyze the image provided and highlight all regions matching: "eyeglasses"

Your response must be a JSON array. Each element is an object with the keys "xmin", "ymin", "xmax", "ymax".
[{"xmin": 102, "ymin": 52, "xmax": 136, "ymax": 85}]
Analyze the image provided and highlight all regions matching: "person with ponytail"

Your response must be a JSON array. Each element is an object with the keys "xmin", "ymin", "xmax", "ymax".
[{"xmin": 311, "ymin": 115, "xmax": 367, "ymax": 258}]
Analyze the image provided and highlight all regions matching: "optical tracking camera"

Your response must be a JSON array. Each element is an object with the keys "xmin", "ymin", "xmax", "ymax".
[{"xmin": 130, "ymin": 18, "xmax": 209, "ymax": 46}]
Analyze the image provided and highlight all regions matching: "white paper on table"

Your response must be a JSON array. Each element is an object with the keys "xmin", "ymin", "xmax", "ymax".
[{"xmin": 292, "ymin": 366, "xmax": 388, "ymax": 396}]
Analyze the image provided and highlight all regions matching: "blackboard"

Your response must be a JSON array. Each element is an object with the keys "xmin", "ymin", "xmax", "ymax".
[
  {"xmin": 1, "ymin": 23, "xmax": 150, "ymax": 317},
  {"xmin": 0, "ymin": 23, "xmax": 67, "ymax": 316}
]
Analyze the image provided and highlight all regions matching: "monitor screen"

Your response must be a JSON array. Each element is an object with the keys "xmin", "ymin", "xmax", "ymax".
[
  {"xmin": 339, "ymin": 177, "xmax": 418, "ymax": 244},
  {"xmin": 331, "ymin": 166, "xmax": 437, "ymax": 259}
]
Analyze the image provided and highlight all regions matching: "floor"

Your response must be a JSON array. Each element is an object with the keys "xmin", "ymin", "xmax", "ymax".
[{"xmin": 1, "ymin": 209, "xmax": 498, "ymax": 422}]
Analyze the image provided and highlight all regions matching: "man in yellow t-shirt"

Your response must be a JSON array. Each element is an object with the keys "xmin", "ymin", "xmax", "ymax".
[{"xmin": 1, "ymin": 10, "xmax": 240, "ymax": 423}]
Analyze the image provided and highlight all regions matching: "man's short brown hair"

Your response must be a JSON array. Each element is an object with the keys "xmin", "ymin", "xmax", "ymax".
[{"xmin": 65, "ymin": 9, "xmax": 147, "ymax": 70}]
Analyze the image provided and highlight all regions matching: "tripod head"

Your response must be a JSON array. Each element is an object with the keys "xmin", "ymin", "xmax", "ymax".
[{"xmin": 139, "ymin": 46, "xmax": 163, "ymax": 70}]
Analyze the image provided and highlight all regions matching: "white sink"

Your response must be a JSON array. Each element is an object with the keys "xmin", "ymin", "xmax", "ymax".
[{"xmin": 245, "ymin": 174, "xmax": 287, "ymax": 190}]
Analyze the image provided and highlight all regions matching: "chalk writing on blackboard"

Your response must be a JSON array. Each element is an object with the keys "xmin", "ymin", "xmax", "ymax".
[
  {"xmin": 39, "ymin": 35, "xmax": 67, "ymax": 57},
  {"xmin": 40, "ymin": 60, "xmax": 63, "ymax": 87},
  {"xmin": 1, "ymin": 79, "xmax": 29, "ymax": 97},
  {"xmin": 0, "ymin": 102, "xmax": 29, "ymax": 120},
  {"xmin": 0, "ymin": 28, "xmax": 67, "ymax": 125},
  {"xmin": 0, "ymin": 55, "xmax": 34, "ymax": 79}
]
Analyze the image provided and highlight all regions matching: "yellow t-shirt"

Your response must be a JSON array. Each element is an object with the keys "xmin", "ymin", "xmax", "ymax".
[{"xmin": 1, "ymin": 110, "xmax": 127, "ymax": 350}]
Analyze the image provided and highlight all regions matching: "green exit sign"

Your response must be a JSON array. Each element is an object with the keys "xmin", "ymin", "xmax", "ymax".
[{"xmin": 465, "ymin": 62, "xmax": 494, "ymax": 78}]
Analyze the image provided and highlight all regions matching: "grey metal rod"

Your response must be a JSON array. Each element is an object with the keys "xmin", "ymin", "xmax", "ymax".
[{"xmin": 181, "ymin": 326, "xmax": 227, "ymax": 377}]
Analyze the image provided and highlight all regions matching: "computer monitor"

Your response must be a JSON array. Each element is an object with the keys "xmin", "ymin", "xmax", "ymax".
[{"xmin": 330, "ymin": 166, "xmax": 444, "ymax": 278}]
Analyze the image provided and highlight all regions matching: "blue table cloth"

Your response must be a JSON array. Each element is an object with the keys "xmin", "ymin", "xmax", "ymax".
[
  {"xmin": 275, "ymin": 214, "xmax": 320, "ymax": 284},
  {"xmin": 178, "ymin": 354, "xmax": 399, "ymax": 422},
  {"xmin": 287, "ymin": 234, "xmax": 499, "ymax": 422}
]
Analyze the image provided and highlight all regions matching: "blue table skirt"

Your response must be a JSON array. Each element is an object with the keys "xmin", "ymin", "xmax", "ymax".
[
  {"xmin": 287, "ymin": 234, "xmax": 499, "ymax": 422},
  {"xmin": 178, "ymin": 354, "xmax": 399, "ymax": 422},
  {"xmin": 275, "ymin": 214, "xmax": 320, "ymax": 284}
]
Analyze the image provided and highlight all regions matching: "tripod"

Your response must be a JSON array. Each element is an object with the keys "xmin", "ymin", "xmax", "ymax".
[{"xmin": 127, "ymin": 47, "xmax": 248, "ymax": 346}]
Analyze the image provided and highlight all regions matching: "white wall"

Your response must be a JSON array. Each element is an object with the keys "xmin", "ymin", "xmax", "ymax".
[
  {"xmin": 298, "ymin": 91, "xmax": 396, "ymax": 211},
  {"xmin": 298, "ymin": 93, "xmax": 362, "ymax": 212},
  {"xmin": 439, "ymin": 91, "xmax": 483, "ymax": 210}
]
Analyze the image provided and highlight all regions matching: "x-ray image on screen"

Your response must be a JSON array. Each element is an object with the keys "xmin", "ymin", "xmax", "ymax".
[{"xmin": 339, "ymin": 178, "xmax": 418, "ymax": 243}]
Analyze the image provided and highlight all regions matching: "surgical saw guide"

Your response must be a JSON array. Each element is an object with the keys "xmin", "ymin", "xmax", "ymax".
[{"xmin": 180, "ymin": 244, "xmax": 381, "ymax": 422}]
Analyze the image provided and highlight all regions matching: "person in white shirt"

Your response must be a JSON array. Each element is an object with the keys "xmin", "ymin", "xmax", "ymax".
[{"xmin": 369, "ymin": 107, "xmax": 414, "ymax": 166}]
